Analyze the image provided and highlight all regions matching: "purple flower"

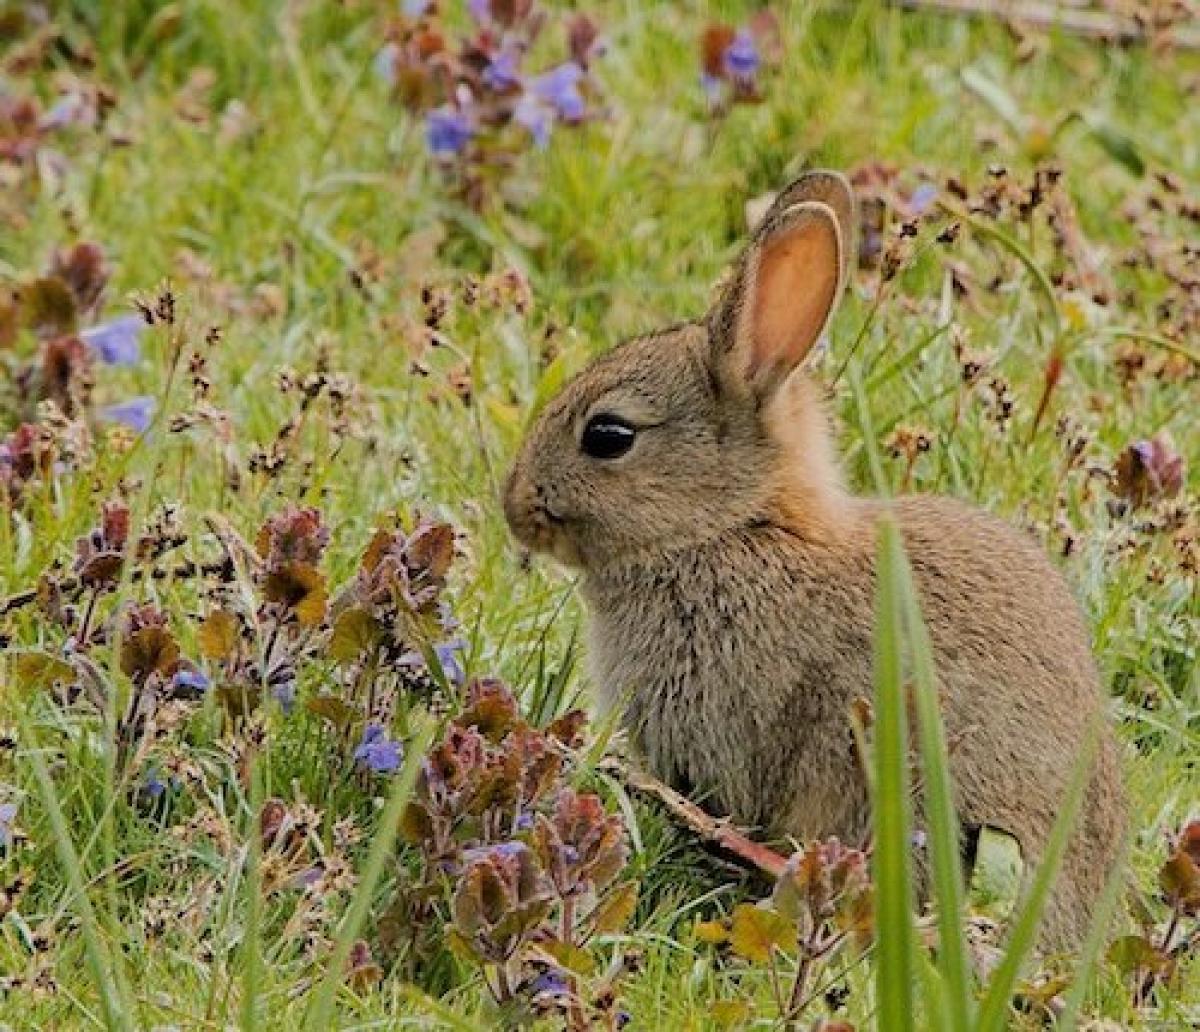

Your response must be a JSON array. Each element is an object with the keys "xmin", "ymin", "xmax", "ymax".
[
  {"xmin": 909, "ymin": 182, "xmax": 939, "ymax": 216},
  {"xmin": 40, "ymin": 93, "xmax": 88, "ymax": 131},
  {"xmin": 82, "ymin": 315, "xmax": 144, "ymax": 366},
  {"xmin": 142, "ymin": 769, "xmax": 169, "ymax": 800},
  {"xmin": 272, "ymin": 677, "xmax": 296, "ymax": 714},
  {"xmin": 0, "ymin": 802, "xmax": 18, "ymax": 849},
  {"xmin": 514, "ymin": 94, "xmax": 553, "ymax": 148},
  {"xmin": 700, "ymin": 73, "xmax": 724, "ymax": 107},
  {"xmin": 531, "ymin": 63, "xmax": 585, "ymax": 121},
  {"xmin": 426, "ymin": 106, "xmax": 474, "ymax": 156},
  {"xmin": 403, "ymin": 0, "xmax": 433, "ymax": 15},
  {"xmin": 468, "ymin": 0, "xmax": 491, "ymax": 22},
  {"xmin": 171, "ymin": 669, "xmax": 211, "ymax": 697},
  {"xmin": 483, "ymin": 47, "xmax": 523, "ymax": 92},
  {"xmin": 723, "ymin": 30, "xmax": 759, "ymax": 82},
  {"xmin": 434, "ymin": 639, "xmax": 467, "ymax": 687},
  {"xmin": 100, "ymin": 396, "xmax": 155, "ymax": 433},
  {"xmin": 354, "ymin": 723, "xmax": 403, "ymax": 774},
  {"xmin": 374, "ymin": 43, "xmax": 399, "ymax": 86},
  {"xmin": 514, "ymin": 810, "xmax": 534, "ymax": 831},
  {"xmin": 530, "ymin": 970, "xmax": 570, "ymax": 999}
]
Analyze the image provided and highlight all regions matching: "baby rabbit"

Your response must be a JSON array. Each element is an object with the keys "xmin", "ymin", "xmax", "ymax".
[{"xmin": 504, "ymin": 171, "xmax": 1125, "ymax": 948}]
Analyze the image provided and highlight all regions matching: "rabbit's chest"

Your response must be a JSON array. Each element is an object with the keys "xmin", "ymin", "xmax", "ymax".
[{"xmin": 583, "ymin": 539, "xmax": 872, "ymax": 832}]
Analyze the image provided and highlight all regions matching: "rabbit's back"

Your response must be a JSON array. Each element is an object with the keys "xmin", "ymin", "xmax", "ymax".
[{"xmin": 584, "ymin": 494, "xmax": 1123, "ymax": 944}]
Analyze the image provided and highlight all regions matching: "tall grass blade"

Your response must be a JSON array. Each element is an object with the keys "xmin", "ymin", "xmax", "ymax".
[
  {"xmin": 975, "ymin": 725, "xmax": 1099, "ymax": 1032},
  {"xmin": 895, "ymin": 551, "xmax": 974, "ymax": 1029},
  {"xmin": 17, "ymin": 711, "xmax": 135, "ymax": 1031},
  {"xmin": 872, "ymin": 516, "xmax": 916, "ymax": 1032},
  {"xmin": 304, "ymin": 715, "xmax": 434, "ymax": 1031},
  {"xmin": 240, "ymin": 744, "xmax": 265, "ymax": 1031},
  {"xmin": 1056, "ymin": 826, "xmax": 1133, "ymax": 1032}
]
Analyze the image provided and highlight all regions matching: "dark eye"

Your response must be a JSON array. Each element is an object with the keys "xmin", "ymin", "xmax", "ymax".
[{"xmin": 581, "ymin": 415, "xmax": 636, "ymax": 459}]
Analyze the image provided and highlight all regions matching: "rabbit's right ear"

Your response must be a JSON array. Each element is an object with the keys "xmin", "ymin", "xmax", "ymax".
[
  {"xmin": 755, "ymin": 171, "xmax": 857, "ymax": 288},
  {"xmin": 709, "ymin": 199, "xmax": 845, "ymax": 400}
]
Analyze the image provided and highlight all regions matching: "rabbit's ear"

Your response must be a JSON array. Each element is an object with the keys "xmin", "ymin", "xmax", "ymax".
[
  {"xmin": 711, "ymin": 200, "xmax": 845, "ymax": 398},
  {"xmin": 758, "ymin": 171, "xmax": 856, "ymax": 287}
]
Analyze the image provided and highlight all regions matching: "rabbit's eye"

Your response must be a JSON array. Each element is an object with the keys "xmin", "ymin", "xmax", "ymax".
[{"xmin": 581, "ymin": 415, "xmax": 636, "ymax": 459}]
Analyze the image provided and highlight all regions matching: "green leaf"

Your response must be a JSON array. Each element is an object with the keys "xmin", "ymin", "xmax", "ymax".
[
  {"xmin": 728, "ymin": 904, "xmax": 793, "ymax": 963},
  {"xmin": 1087, "ymin": 122, "xmax": 1145, "ymax": 177},
  {"xmin": 198, "ymin": 609, "xmax": 239, "ymax": 660},
  {"xmin": 590, "ymin": 881, "xmax": 638, "ymax": 934},
  {"xmin": 304, "ymin": 696, "xmax": 358, "ymax": 728},
  {"xmin": 328, "ymin": 607, "xmax": 382, "ymax": 663},
  {"xmin": 12, "ymin": 651, "xmax": 75, "ymax": 691}
]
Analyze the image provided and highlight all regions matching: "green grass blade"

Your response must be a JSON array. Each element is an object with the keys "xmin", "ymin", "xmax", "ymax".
[
  {"xmin": 304, "ymin": 715, "xmax": 434, "ymax": 1031},
  {"xmin": 873, "ymin": 516, "xmax": 916, "ymax": 1032},
  {"xmin": 1056, "ymin": 826, "xmax": 1133, "ymax": 1032},
  {"xmin": 240, "ymin": 744, "xmax": 265, "ymax": 1032},
  {"xmin": 16, "ymin": 711, "xmax": 135, "ymax": 1032},
  {"xmin": 896, "ymin": 553, "xmax": 974, "ymax": 1030},
  {"xmin": 975, "ymin": 726, "xmax": 1099, "ymax": 1032}
]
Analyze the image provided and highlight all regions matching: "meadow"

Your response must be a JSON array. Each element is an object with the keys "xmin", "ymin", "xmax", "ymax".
[{"xmin": 1, "ymin": 0, "xmax": 1198, "ymax": 1027}]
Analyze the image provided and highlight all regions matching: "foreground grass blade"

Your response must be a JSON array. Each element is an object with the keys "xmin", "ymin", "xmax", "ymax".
[
  {"xmin": 873, "ymin": 516, "xmax": 916, "ymax": 1032},
  {"xmin": 896, "ymin": 551, "xmax": 974, "ymax": 1030},
  {"xmin": 240, "ymin": 744, "xmax": 265, "ymax": 1032},
  {"xmin": 17, "ymin": 710, "xmax": 135, "ymax": 1032},
  {"xmin": 1056, "ymin": 826, "xmax": 1134, "ymax": 1032},
  {"xmin": 975, "ymin": 725, "xmax": 1099, "ymax": 1032},
  {"xmin": 304, "ymin": 715, "xmax": 434, "ymax": 1031}
]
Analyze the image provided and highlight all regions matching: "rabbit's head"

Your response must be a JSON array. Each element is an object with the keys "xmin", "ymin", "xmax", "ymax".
[{"xmin": 505, "ymin": 172, "xmax": 857, "ymax": 571}]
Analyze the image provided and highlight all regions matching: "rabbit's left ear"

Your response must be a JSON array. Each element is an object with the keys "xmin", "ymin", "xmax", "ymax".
[{"xmin": 711, "ymin": 199, "xmax": 845, "ymax": 399}]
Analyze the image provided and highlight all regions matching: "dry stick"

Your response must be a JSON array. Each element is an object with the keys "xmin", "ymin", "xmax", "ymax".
[
  {"xmin": 883, "ymin": 0, "xmax": 1200, "ymax": 48},
  {"xmin": 598, "ymin": 756, "xmax": 790, "ymax": 879}
]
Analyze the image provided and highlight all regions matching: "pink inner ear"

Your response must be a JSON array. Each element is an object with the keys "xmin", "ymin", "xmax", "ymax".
[{"xmin": 748, "ymin": 212, "xmax": 841, "ymax": 383}]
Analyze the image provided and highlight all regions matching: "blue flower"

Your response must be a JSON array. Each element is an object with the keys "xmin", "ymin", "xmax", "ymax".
[
  {"xmin": 100, "ymin": 396, "xmax": 155, "ymax": 433},
  {"xmin": 171, "ymin": 669, "xmax": 211, "ymax": 697},
  {"xmin": 272, "ymin": 677, "xmax": 296, "ymax": 714},
  {"xmin": 514, "ymin": 94, "xmax": 553, "ymax": 148},
  {"xmin": 354, "ymin": 723, "xmax": 403, "ymax": 774},
  {"xmin": 0, "ymin": 802, "xmax": 18, "ymax": 849},
  {"xmin": 82, "ymin": 315, "xmax": 144, "ymax": 366},
  {"xmin": 530, "ymin": 970, "xmax": 570, "ymax": 998},
  {"xmin": 483, "ymin": 48, "xmax": 522, "ymax": 92},
  {"xmin": 434, "ymin": 639, "xmax": 467, "ymax": 687},
  {"xmin": 723, "ymin": 30, "xmax": 759, "ymax": 82},
  {"xmin": 425, "ymin": 107, "xmax": 474, "ymax": 156},
  {"xmin": 144, "ymin": 772, "xmax": 168, "ymax": 799},
  {"xmin": 910, "ymin": 182, "xmax": 939, "ymax": 216},
  {"xmin": 374, "ymin": 43, "xmax": 399, "ymax": 86},
  {"xmin": 531, "ymin": 63, "xmax": 585, "ymax": 122}
]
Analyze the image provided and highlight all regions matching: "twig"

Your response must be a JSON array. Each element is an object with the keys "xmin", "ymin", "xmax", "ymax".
[
  {"xmin": 883, "ymin": 0, "xmax": 1200, "ymax": 49},
  {"xmin": 598, "ymin": 756, "xmax": 790, "ymax": 878}
]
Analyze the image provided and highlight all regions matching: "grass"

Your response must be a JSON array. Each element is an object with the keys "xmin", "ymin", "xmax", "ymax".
[{"xmin": 2, "ymin": 0, "xmax": 1199, "ymax": 1027}]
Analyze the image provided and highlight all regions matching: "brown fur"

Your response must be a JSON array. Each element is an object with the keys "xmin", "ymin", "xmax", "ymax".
[{"xmin": 503, "ymin": 172, "xmax": 1126, "ymax": 949}]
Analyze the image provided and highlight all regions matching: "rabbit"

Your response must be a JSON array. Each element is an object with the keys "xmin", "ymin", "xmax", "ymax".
[{"xmin": 503, "ymin": 171, "xmax": 1126, "ymax": 949}]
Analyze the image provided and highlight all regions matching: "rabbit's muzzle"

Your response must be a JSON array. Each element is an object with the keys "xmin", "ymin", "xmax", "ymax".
[{"xmin": 503, "ymin": 466, "xmax": 566, "ymax": 557}]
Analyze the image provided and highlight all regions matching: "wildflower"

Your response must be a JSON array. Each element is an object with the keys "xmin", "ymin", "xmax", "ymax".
[
  {"xmin": 483, "ymin": 47, "xmax": 523, "ymax": 92},
  {"xmin": 355, "ymin": 723, "xmax": 403, "ymax": 774},
  {"xmin": 403, "ymin": 0, "xmax": 433, "ymax": 15},
  {"xmin": 1113, "ymin": 434, "xmax": 1185, "ymax": 509},
  {"xmin": 81, "ymin": 314, "xmax": 144, "ymax": 365},
  {"xmin": 531, "ymin": 63, "xmax": 585, "ymax": 122},
  {"xmin": 101, "ymin": 396, "xmax": 155, "ymax": 432},
  {"xmin": 171, "ymin": 669, "xmax": 211, "ymax": 698},
  {"xmin": 909, "ymin": 182, "xmax": 939, "ymax": 216},
  {"xmin": 374, "ymin": 44, "xmax": 399, "ymax": 86},
  {"xmin": 0, "ymin": 802, "xmax": 18, "ymax": 850},
  {"xmin": 514, "ymin": 94, "xmax": 553, "ymax": 148},
  {"xmin": 425, "ymin": 106, "xmax": 474, "ymax": 156},
  {"xmin": 723, "ymin": 30, "xmax": 759, "ymax": 82}
]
